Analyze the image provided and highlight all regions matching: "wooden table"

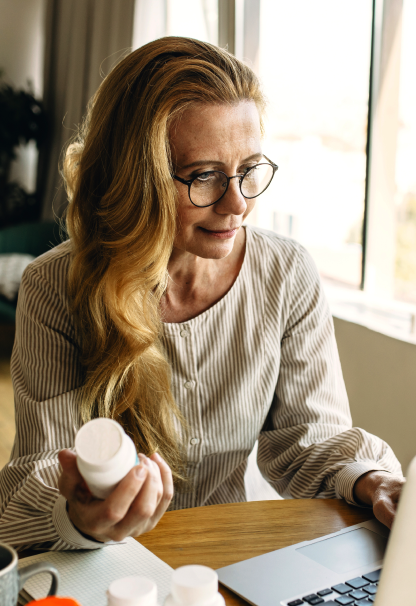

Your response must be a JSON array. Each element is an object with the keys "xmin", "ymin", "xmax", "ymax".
[{"xmin": 138, "ymin": 499, "xmax": 374, "ymax": 606}]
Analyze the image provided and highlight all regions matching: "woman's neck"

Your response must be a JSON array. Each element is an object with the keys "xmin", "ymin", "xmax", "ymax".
[{"xmin": 161, "ymin": 227, "xmax": 246, "ymax": 323}]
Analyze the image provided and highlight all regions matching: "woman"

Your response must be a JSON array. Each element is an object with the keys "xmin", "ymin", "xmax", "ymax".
[{"xmin": 0, "ymin": 37, "xmax": 403, "ymax": 551}]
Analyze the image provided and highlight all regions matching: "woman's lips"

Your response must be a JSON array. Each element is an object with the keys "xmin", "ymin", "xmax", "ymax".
[{"xmin": 199, "ymin": 227, "xmax": 238, "ymax": 239}]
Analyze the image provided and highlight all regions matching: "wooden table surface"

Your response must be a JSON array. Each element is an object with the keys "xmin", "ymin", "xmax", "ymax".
[{"xmin": 138, "ymin": 499, "xmax": 374, "ymax": 606}]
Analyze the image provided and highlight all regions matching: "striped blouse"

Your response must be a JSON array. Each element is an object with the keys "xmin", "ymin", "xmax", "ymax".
[{"xmin": 0, "ymin": 226, "xmax": 402, "ymax": 551}]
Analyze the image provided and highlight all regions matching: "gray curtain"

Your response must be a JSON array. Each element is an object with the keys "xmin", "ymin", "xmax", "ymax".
[{"xmin": 39, "ymin": 0, "xmax": 135, "ymax": 220}]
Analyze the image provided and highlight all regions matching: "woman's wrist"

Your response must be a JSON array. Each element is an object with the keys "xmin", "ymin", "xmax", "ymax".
[
  {"xmin": 66, "ymin": 500, "xmax": 104, "ymax": 543},
  {"xmin": 353, "ymin": 470, "xmax": 391, "ymax": 506}
]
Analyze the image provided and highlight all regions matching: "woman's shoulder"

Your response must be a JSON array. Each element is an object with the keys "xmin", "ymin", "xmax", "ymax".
[
  {"xmin": 20, "ymin": 240, "xmax": 73, "ymax": 305},
  {"xmin": 24, "ymin": 240, "xmax": 72, "ymax": 280},
  {"xmin": 246, "ymin": 225, "xmax": 315, "ymax": 277},
  {"xmin": 247, "ymin": 224, "xmax": 302, "ymax": 252},
  {"xmin": 244, "ymin": 227, "xmax": 324, "ymax": 324}
]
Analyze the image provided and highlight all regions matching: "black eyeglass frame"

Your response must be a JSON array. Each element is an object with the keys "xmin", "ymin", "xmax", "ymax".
[{"xmin": 173, "ymin": 155, "xmax": 279, "ymax": 208}]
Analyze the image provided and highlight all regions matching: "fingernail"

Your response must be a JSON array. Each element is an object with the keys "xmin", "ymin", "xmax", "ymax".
[
  {"xmin": 135, "ymin": 465, "xmax": 147, "ymax": 479},
  {"xmin": 154, "ymin": 453, "xmax": 162, "ymax": 462}
]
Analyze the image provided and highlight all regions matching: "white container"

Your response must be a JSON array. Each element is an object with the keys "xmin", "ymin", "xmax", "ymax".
[
  {"xmin": 75, "ymin": 418, "xmax": 138, "ymax": 499},
  {"xmin": 164, "ymin": 566, "xmax": 225, "ymax": 606},
  {"xmin": 107, "ymin": 576, "xmax": 158, "ymax": 606}
]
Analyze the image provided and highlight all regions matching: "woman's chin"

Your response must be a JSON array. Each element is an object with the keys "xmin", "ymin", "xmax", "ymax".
[
  {"xmin": 190, "ymin": 239, "xmax": 236, "ymax": 260},
  {"xmin": 194, "ymin": 240, "xmax": 236, "ymax": 260},
  {"xmin": 173, "ymin": 231, "xmax": 238, "ymax": 260}
]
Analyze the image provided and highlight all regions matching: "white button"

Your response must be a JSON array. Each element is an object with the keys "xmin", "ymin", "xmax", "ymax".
[
  {"xmin": 180, "ymin": 330, "xmax": 189, "ymax": 338},
  {"xmin": 190, "ymin": 438, "xmax": 200, "ymax": 445},
  {"xmin": 184, "ymin": 380, "xmax": 195, "ymax": 390}
]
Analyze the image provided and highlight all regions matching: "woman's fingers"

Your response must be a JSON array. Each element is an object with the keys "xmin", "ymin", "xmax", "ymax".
[
  {"xmin": 113, "ymin": 454, "xmax": 168, "ymax": 539},
  {"xmin": 61, "ymin": 451, "xmax": 149, "ymax": 541},
  {"xmin": 131, "ymin": 453, "xmax": 174, "ymax": 534},
  {"xmin": 373, "ymin": 498, "xmax": 394, "ymax": 529},
  {"xmin": 133, "ymin": 455, "xmax": 167, "ymax": 519},
  {"xmin": 149, "ymin": 452, "xmax": 174, "ymax": 516},
  {"xmin": 371, "ymin": 476, "xmax": 404, "ymax": 530},
  {"xmin": 70, "ymin": 463, "xmax": 149, "ymax": 541},
  {"xmin": 81, "ymin": 461, "xmax": 148, "ymax": 539},
  {"xmin": 58, "ymin": 449, "xmax": 172, "ymax": 542},
  {"xmin": 102, "ymin": 462, "xmax": 149, "ymax": 522}
]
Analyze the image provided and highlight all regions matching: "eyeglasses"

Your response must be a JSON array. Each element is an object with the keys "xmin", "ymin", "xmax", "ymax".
[{"xmin": 173, "ymin": 156, "xmax": 278, "ymax": 208}]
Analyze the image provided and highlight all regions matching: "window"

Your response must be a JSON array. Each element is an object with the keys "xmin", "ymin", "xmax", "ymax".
[
  {"xmin": 394, "ymin": 0, "xmax": 416, "ymax": 304},
  {"xmin": 245, "ymin": 0, "xmax": 373, "ymax": 290},
  {"xmin": 133, "ymin": 0, "xmax": 218, "ymax": 49},
  {"xmin": 132, "ymin": 0, "xmax": 416, "ymax": 338}
]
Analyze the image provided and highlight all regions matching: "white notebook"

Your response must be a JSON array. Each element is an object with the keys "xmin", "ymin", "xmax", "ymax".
[{"xmin": 18, "ymin": 537, "xmax": 173, "ymax": 606}]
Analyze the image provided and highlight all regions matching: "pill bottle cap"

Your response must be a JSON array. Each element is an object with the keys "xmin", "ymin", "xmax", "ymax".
[
  {"xmin": 107, "ymin": 576, "xmax": 158, "ymax": 606},
  {"xmin": 76, "ymin": 418, "xmax": 125, "ymax": 472},
  {"xmin": 171, "ymin": 566, "xmax": 218, "ymax": 606}
]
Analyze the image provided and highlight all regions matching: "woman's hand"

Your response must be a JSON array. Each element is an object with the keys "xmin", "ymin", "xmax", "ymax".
[
  {"xmin": 353, "ymin": 471, "xmax": 405, "ymax": 529},
  {"xmin": 58, "ymin": 449, "xmax": 173, "ymax": 543}
]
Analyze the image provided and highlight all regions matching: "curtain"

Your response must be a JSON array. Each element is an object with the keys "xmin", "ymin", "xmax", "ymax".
[{"xmin": 38, "ymin": 0, "xmax": 135, "ymax": 221}]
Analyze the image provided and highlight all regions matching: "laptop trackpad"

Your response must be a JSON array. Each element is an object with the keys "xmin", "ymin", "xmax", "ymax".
[{"xmin": 297, "ymin": 527, "xmax": 387, "ymax": 574}]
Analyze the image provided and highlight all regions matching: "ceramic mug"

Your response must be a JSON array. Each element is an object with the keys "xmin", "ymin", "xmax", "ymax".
[{"xmin": 0, "ymin": 542, "xmax": 59, "ymax": 606}]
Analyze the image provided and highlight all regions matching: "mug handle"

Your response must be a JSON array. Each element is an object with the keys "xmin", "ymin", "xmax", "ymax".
[{"xmin": 19, "ymin": 562, "xmax": 60, "ymax": 596}]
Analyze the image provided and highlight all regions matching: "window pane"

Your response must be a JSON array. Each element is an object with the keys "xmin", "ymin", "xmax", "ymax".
[
  {"xmin": 248, "ymin": 0, "xmax": 373, "ymax": 288},
  {"xmin": 394, "ymin": 0, "xmax": 416, "ymax": 303},
  {"xmin": 167, "ymin": 0, "xmax": 217, "ymax": 44},
  {"xmin": 133, "ymin": 0, "xmax": 218, "ymax": 49}
]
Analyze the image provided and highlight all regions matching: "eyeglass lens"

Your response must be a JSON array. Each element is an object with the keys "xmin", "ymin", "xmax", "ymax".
[{"xmin": 190, "ymin": 163, "xmax": 274, "ymax": 207}]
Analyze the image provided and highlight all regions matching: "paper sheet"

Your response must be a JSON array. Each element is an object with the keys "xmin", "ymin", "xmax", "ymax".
[{"xmin": 18, "ymin": 537, "xmax": 173, "ymax": 606}]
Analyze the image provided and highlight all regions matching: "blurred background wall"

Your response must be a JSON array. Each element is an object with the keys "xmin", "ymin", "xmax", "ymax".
[
  {"xmin": 0, "ymin": 0, "xmax": 45, "ymax": 199},
  {"xmin": 0, "ymin": 0, "xmax": 135, "ymax": 223}
]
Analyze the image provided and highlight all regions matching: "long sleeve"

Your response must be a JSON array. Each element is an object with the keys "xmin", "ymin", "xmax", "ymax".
[
  {"xmin": 0, "ymin": 244, "xmax": 103, "ymax": 551},
  {"xmin": 257, "ymin": 246, "xmax": 402, "ymax": 504}
]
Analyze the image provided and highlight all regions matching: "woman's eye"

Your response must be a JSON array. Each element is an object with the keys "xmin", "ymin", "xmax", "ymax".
[
  {"xmin": 195, "ymin": 172, "xmax": 214, "ymax": 182},
  {"xmin": 241, "ymin": 165, "xmax": 258, "ymax": 174}
]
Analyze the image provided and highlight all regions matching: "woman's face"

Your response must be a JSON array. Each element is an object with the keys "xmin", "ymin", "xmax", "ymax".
[{"xmin": 170, "ymin": 101, "xmax": 262, "ymax": 260}]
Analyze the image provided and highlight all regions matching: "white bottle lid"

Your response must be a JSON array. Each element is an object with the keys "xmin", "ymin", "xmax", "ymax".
[
  {"xmin": 76, "ymin": 418, "xmax": 125, "ymax": 472},
  {"xmin": 168, "ymin": 566, "xmax": 223, "ymax": 606},
  {"xmin": 107, "ymin": 576, "xmax": 158, "ymax": 606},
  {"xmin": 76, "ymin": 418, "xmax": 138, "ymax": 499}
]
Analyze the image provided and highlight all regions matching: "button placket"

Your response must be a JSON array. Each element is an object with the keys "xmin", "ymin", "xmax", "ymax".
[
  {"xmin": 185, "ymin": 324, "xmax": 202, "ymax": 507},
  {"xmin": 167, "ymin": 321, "xmax": 203, "ymax": 508},
  {"xmin": 180, "ymin": 324, "xmax": 190, "ymax": 339}
]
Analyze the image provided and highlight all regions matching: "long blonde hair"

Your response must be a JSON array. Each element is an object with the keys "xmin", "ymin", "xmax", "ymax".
[{"xmin": 64, "ymin": 36, "xmax": 265, "ymax": 480}]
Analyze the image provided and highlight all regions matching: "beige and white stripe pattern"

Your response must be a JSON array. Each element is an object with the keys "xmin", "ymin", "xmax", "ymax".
[{"xmin": 0, "ymin": 226, "xmax": 402, "ymax": 551}]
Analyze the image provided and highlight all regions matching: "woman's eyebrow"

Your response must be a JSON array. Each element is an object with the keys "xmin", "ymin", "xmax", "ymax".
[{"xmin": 179, "ymin": 153, "xmax": 263, "ymax": 170}]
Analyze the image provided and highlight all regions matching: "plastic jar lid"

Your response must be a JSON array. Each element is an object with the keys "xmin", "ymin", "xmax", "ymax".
[
  {"xmin": 171, "ymin": 566, "xmax": 218, "ymax": 606},
  {"xmin": 107, "ymin": 576, "xmax": 158, "ymax": 606},
  {"xmin": 76, "ymin": 419, "xmax": 125, "ymax": 471}
]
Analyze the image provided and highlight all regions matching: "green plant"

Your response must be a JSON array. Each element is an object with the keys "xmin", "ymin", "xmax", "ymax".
[{"xmin": 0, "ymin": 70, "xmax": 47, "ymax": 225}]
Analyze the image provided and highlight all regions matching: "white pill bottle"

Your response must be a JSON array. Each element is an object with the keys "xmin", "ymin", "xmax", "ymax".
[
  {"xmin": 107, "ymin": 576, "xmax": 158, "ymax": 606},
  {"xmin": 75, "ymin": 418, "xmax": 138, "ymax": 499},
  {"xmin": 165, "ymin": 566, "xmax": 225, "ymax": 606}
]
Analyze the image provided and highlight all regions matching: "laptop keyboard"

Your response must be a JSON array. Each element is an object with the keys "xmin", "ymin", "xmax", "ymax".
[{"xmin": 283, "ymin": 568, "xmax": 381, "ymax": 605}]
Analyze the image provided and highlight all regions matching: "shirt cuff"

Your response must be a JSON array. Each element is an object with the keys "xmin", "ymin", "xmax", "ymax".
[
  {"xmin": 52, "ymin": 495, "xmax": 105, "ymax": 550},
  {"xmin": 335, "ymin": 461, "xmax": 392, "ymax": 507}
]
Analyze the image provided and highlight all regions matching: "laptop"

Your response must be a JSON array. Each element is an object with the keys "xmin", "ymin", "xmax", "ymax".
[{"xmin": 217, "ymin": 456, "xmax": 416, "ymax": 606}]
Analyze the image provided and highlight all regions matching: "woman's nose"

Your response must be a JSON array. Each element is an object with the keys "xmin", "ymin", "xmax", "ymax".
[{"xmin": 215, "ymin": 177, "xmax": 247, "ymax": 216}]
